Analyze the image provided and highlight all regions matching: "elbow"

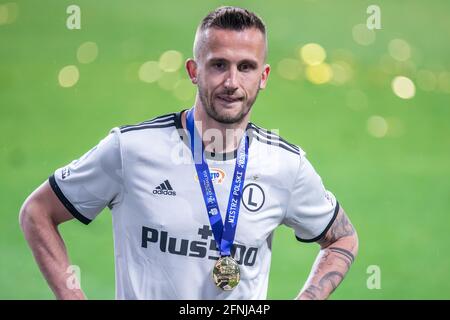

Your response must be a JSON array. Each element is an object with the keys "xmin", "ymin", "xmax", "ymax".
[
  {"xmin": 19, "ymin": 197, "xmax": 36, "ymax": 233},
  {"xmin": 19, "ymin": 195, "xmax": 48, "ymax": 233}
]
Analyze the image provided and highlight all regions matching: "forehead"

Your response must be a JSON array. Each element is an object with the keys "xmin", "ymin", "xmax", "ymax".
[{"xmin": 200, "ymin": 28, "xmax": 266, "ymax": 62}]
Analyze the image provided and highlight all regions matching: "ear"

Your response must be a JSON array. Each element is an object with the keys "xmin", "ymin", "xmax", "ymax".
[
  {"xmin": 259, "ymin": 64, "xmax": 271, "ymax": 90},
  {"xmin": 186, "ymin": 59, "xmax": 198, "ymax": 84}
]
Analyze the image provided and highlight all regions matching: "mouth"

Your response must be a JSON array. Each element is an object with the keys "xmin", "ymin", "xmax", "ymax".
[{"xmin": 215, "ymin": 94, "xmax": 244, "ymax": 105}]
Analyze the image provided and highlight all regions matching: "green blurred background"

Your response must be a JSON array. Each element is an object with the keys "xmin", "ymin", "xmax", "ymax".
[{"xmin": 1, "ymin": 0, "xmax": 449, "ymax": 299}]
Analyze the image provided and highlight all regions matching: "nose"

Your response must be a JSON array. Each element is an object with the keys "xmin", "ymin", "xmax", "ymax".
[{"xmin": 224, "ymin": 67, "xmax": 238, "ymax": 92}]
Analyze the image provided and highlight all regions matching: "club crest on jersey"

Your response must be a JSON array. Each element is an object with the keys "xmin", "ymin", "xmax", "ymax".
[
  {"xmin": 241, "ymin": 183, "xmax": 265, "ymax": 212},
  {"xmin": 194, "ymin": 168, "xmax": 225, "ymax": 184}
]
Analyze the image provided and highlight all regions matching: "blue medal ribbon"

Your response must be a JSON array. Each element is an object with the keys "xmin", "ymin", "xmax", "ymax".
[{"xmin": 186, "ymin": 108, "xmax": 249, "ymax": 257}]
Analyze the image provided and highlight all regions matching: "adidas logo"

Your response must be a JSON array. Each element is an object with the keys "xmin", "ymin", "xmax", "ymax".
[{"xmin": 153, "ymin": 180, "xmax": 176, "ymax": 196}]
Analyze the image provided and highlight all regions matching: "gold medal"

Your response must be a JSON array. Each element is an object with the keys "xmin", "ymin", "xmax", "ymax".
[{"xmin": 212, "ymin": 256, "xmax": 240, "ymax": 290}]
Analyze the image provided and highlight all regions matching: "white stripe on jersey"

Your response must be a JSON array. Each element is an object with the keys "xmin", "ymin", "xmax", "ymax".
[
  {"xmin": 125, "ymin": 119, "xmax": 175, "ymax": 129},
  {"xmin": 249, "ymin": 123, "xmax": 300, "ymax": 152},
  {"xmin": 120, "ymin": 114, "xmax": 176, "ymax": 133},
  {"xmin": 141, "ymin": 114, "xmax": 176, "ymax": 125},
  {"xmin": 251, "ymin": 130, "xmax": 300, "ymax": 155}
]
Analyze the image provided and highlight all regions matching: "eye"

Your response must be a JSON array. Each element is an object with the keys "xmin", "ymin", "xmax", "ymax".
[
  {"xmin": 213, "ymin": 62, "xmax": 225, "ymax": 70},
  {"xmin": 238, "ymin": 63, "xmax": 254, "ymax": 72}
]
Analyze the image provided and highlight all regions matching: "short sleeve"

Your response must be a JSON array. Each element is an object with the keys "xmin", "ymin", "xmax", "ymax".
[
  {"xmin": 48, "ymin": 128, "xmax": 123, "ymax": 224},
  {"xmin": 282, "ymin": 155, "xmax": 339, "ymax": 242}
]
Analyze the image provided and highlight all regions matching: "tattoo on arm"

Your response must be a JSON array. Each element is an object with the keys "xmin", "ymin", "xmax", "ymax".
[
  {"xmin": 299, "ymin": 208, "xmax": 358, "ymax": 300},
  {"xmin": 318, "ymin": 271, "xmax": 344, "ymax": 295},
  {"xmin": 329, "ymin": 247, "xmax": 355, "ymax": 266},
  {"xmin": 300, "ymin": 251, "xmax": 347, "ymax": 300},
  {"xmin": 317, "ymin": 209, "xmax": 355, "ymax": 248},
  {"xmin": 301, "ymin": 285, "xmax": 321, "ymax": 300}
]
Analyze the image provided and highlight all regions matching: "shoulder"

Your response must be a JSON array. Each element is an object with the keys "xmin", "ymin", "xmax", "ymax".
[
  {"xmin": 247, "ymin": 122, "xmax": 305, "ymax": 158},
  {"xmin": 119, "ymin": 112, "xmax": 179, "ymax": 134},
  {"xmin": 117, "ymin": 111, "xmax": 182, "ymax": 147},
  {"xmin": 112, "ymin": 111, "xmax": 184, "ymax": 159},
  {"xmin": 247, "ymin": 122, "xmax": 306, "ymax": 185}
]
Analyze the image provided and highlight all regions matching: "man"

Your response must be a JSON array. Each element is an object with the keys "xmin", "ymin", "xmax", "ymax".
[{"xmin": 19, "ymin": 6, "xmax": 358, "ymax": 300}]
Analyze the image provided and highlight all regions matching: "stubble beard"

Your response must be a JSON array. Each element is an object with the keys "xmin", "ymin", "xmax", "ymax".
[{"xmin": 198, "ymin": 85, "xmax": 260, "ymax": 125}]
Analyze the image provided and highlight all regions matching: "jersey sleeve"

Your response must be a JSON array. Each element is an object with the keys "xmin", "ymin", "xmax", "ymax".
[
  {"xmin": 282, "ymin": 154, "xmax": 339, "ymax": 242},
  {"xmin": 48, "ymin": 127, "xmax": 123, "ymax": 224}
]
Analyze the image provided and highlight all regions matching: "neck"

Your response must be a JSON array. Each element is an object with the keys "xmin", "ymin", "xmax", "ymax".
[{"xmin": 182, "ymin": 100, "xmax": 250, "ymax": 154}]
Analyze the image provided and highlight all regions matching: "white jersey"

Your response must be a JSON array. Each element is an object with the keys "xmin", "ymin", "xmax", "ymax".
[{"xmin": 49, "ymin": 110, "xmax": 339, "ymax": 300}]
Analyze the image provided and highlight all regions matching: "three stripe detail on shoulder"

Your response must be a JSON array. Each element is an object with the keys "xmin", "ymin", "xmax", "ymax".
[
  {"xmin": 249, "ymin": 123, "xmax": 300, "ymax": 155},
  {"xmin": 120, "ymin": 115, "xmax": 300, "ymax": 155},
  {"xmin": 120, "ymin": 113, "xmax": 176, "ymax": 133}
]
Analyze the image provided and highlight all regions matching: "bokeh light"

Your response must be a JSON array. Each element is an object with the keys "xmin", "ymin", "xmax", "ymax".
[
  {"xmin": 380, "ymin": 54, "xmax": 416, "ymax": 77},
  {"xmin": 388, "ymin": 39, "xmax": 411, "ymax": 62},
  {"xmin": 0, "ymin": 4, "xmax": 8, "ymax": 24},
  {"xmin": 346, "ymin": 89, "xmax": 368, "ymax": 110},
  {"xmin": 386, "ymin": 117, "xmax": 405, "ymax": 137},
  {"xmin": 0, "ymin": 2, "xmax": 18, "ymax": 25},
  {"xmin": 416, "ymin": 70, "xmax": 437, "ymax": 92},
  {"xmin": 438, "ymin": 72, "xmax": 450, "ymax": 93},
  {"xmin": 77, "ymin": 42, "xmax": 99, "ymax": 64},
  {"xmin": 330, "ymin": 61, "xmax": 352, "ymax": 85},
  {"xmin": 352, "ymin": 24, "xmax": 376, "ymax": 46},
  {"xmin": 379, "ymin": 55, "xmax": 397, "ymax": 74},
  {"xmin": 300, "ymin": 43, "xmax": 326, "ymax": 66},
  {"xmin": 305, "ymin": 63, "xmax": 332, "ymax": 84},
  {"xmin": 158, "ymin": 71, "xmax": 180, "ymax": 91},
  {"xmin": 138, "ymin": 61, "xmax": 162, "ymax": 83},
  {"xmin": 124, "ymin": 62, "xmax": 140, "ymax": 83},
  {"xmin": 367, "ymin": 115, "xmax": 388, "ymax": 138},
  {"xmin": 58, "ymin": 65, "xmax": 79, "ymax": 88},
  {"xmin": 397, "ymin": 60, "xmax": 417, "ymax": 77},
  {"xmin": 159, "ymin": 50, "xmax": 183, "ymax": 72},
  {"xmin": 392, "ymin": 76, "xmax": 416, "ymax": 99},
  {"xmin": 277, "ymin": 58, "xmax": 302, "ymax": 80},
  {"xmin": 331, "ymin": 49, "xmax": 355, "ymax": 66},
  {"xmin": 174, "ymin": 79, "xmax": 196, "ymax": 101}
]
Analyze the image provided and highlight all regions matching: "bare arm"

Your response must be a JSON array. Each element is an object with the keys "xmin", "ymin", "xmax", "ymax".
[
  {"xmin": 19, "ymin": 180, "xmax": 86, "ymax": 300},
  {"xmin": 297, "ymin": 205, "xmax": 359, "ymax": 300}
]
